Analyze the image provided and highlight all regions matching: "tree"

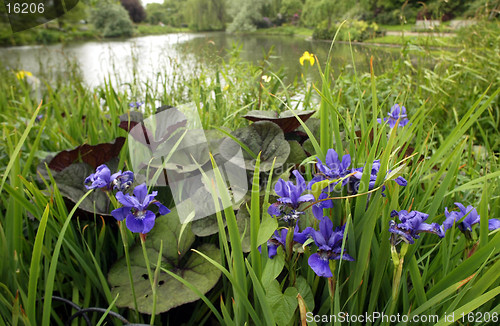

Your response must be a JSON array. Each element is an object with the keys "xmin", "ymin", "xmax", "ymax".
[
  {"xmin": 145, "ymin": 3, "xmax": 167, "ymax": 25},
  {"xmin": 146, "ymin": 0, "xmax": 188, "ymax": 27},
  {"xmin": 57, "ymin": 1, "xmax": 89, "ymax": 29},
  {"xmin": 185, "ymin": 0, "xmax": 226, "ymax": 31},
  {"xmin": 120, "ymin": 0, "xmax": 146, "ymax": 23},
  {"xmin": 280, "ymin": 0, "xmax": 302, "ymax": 19},
  {"xmin": 90, "ymin": 1, "xmax": 133, "ymax": 37},
  {"xmin": 226, "ymin": 0, "xmax": 266, "ymax": 32}
]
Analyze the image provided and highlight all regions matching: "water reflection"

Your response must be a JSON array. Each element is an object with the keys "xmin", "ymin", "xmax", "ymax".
[{"xmin": 0, "ymin": 32, "xmax": 402, "ymax": 87}]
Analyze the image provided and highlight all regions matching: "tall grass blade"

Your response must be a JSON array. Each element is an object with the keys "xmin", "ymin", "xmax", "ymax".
[
  {"xmin": 26, "ymin": 204, "xmax": 50, "ymax": 325},
  {"xmin": 41, "ymin": 190, "xmax": 92, "ymax": 326}
]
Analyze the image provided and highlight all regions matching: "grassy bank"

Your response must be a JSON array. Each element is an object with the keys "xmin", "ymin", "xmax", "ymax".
[
  {"xmin": 0, "ymin": 23, "xmax": 189, "ymax": 47},
  {"xmin": 0, "ymin": 24, "xmax": 99, "ymax": 47},
  {"xmin": 0, "ymin": 20, "xmax": 498, "ymax": 325},
  {"xmin": 135, "ymin": 24, "xmax": 189, "ymax": 35},
  {"xmin": 252, "ymin": 25, "xmax": 313, "ymax": 37},
  {"xmin": 366, "ymin": 34, "xmax": 459, "ymax": 47},
  {"xmin": 251, "ymin": 24, "xmax": 460, "ymax": 48}
]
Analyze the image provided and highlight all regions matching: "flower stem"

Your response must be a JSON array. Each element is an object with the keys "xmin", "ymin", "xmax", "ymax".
[
  {"xmin": 151, "ymin": 240, "xmax": 163, "ymax": 325},
  {"xmin": 140, "ymin": 234, "xmax": 156, "ymax": 325},
  {"xmin": 119, "ymin": 222, "xmax": 140, "ymax": 321},
  {"xmin": 389, "ymin": 243, "xmax": 407, "ymax": 316}
]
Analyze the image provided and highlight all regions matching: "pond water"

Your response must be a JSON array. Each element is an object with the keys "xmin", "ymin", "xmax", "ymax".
[{"xmin": 0, "ymin": 32, "xmax": 404, "ymax": 87}]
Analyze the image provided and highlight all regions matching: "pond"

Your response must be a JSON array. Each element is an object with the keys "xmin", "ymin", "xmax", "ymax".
[{"xmin": 0, "ymin": 32, "xmax": 406, "ymax": 87}]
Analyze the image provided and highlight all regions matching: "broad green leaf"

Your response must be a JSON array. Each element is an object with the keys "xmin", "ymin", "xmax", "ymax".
[
  {"xmin": 108, "ymin": 242, "xmax": 220, "ymax": 314},
  {"xmin": 243, "ymin": 110, "xmax": 316, "ymax": 133},
  {"xmin": 296, "ymin": 276, "xmax": 315, "ymax": 311},
  {"xmin": 296, "ymin": 117, "xmax": 321, "ymax": 141},
  {"xmin": 219, "ymin": 121, "xmax": 290, "ymax": 172},
  {"xmin": 261, "ymin": 251, "xmax": 285, "ymax": 288},
  {"xmin": 191, "ymin": 214, "xmax": 224, "ymax": 237},
  {"xmin": 266, "ymin": 280, "xmax": 299, "ymax": 326},
  {"xmin": 256, "ymin": 214, "xmax": 278, "ymax": 248},
  {"xmin": 144, "ymin": 208, "xmax": 195, "ymax": 262},
  {"xmin": 108, "ymin": 208, "xmax": 221, "ymax": 314},
  {"xmin": 285, "ymin": 140, "xmax": 307, "ymax": 166}
]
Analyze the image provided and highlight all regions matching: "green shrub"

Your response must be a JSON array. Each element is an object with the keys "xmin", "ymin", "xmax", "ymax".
[
  {"xmin": 34, "ymin": 29, "xmax": 62, "ymax": 44},
  {"xmin": 279, "ymin": 0, "xmax": 302, "ymax": 20},
  {"xmin": 90, "ymin": 1, "xmax": 133, "ymax": 38},
  {"xmin": 313, "ymin": 20, "xmax": 381, "ymax": 41}
]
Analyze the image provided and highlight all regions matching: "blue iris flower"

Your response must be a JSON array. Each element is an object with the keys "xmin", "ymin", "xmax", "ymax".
[
  {"xmin": 266, "ymin": 224, "xmax": 313, "ymax": 258},
  {"xmin": 84, "ymin": 164, "xmax": 134, "ymax": 191},
  {"xmin": 443, "ymin": 203, "xmax": 480, "ymax": 233},
  {"xmin": 443, "ymin": 202, "xmax": 500, "ymax": 234},
  {"xmin": 389, "ymin": 210, "xmax": 444, "ymax": 245},
  {"xmin": 489, "ymin": 219, "xmax": 500, "ymax": 231},
  {"xmin": 129, "ymin": 101, "xmax": 144, "ymax": 108},
  {"xmin": 350, "ymin": 160, "xmax": 407, "ymax": 195},
  {"xmin": 308, "ymin": 218, "xmax": 354, "ymax": 278},
  {"xmin": 378, "ymin": 104, "xmax": 410, "ymax": 128},
  {"xmin": 308, "ymin": 149, "xmax": 351, "ymax": 190},
  {"xmin": 111, "ymin": 183, "xmax": 170, "ymax": 234},
  {"xmin": 112, "ymin": 171, "xmax": 135, "ymax": 191},
  {"xmin": 268, "ymin": 170, "xmax": 315, "ymax": 220},
  {"xmin": 312, "ymin": 192, "xmax": 334, "ymax": 220}
]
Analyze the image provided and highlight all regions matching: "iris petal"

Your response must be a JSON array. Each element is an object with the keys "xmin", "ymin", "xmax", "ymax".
[
  {"xmin": 141, "ymin": 211, "xmax": 157, "ymax": 234},
  {"xmin": 489, "ymin": 219, "xmax": 500, "ymax": 231},
  {"xmin": 268, "ymin": 243, "xmax": 278, "ymax": 258},
  {"xmin": 154, "ymin": 201, "xmax": 170, "ymax": 215},
  {"xmin": 133, "ymin": 184, "xmax": 149, "ymax": 203},
  {"xmin": 111, "ymin": 207, "xmax": 131, "ymax": 221},
  {"xmin": 308, "ymin": 253, "xmax": 332, "ymax": 278},
  {"xmin": 298, "ymin": 194, "xmax": 315, "ymax": 203},
  {"xmin": 115, "ymin": 191, "xmax": 140, "ymax": 208},
  {"xmin": 126, "ymin": 214, "xmax": 145, "ymax": 233}
]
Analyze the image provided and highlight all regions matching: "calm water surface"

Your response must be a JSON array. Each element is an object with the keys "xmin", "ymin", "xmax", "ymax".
[{"xmin": 0, "ymin": 32, "xmax": 404, "ymax": 87}]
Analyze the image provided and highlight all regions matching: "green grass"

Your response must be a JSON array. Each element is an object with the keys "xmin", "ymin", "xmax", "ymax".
[
  {"xmin": 0, "ymin": 19, "xmax": 498, "ymax": 325},
  {"xmin": 378, "ymin": 24, "xmax": 415, "ymax": 32},
  {"xmin": 0, "ymin": 23, "xmax": 189, "ymax": 47},
  {"xmin": 366, "ymin": 34, "xmax": 459, "ymax": 47},
  {"xmin": 253, "ymin": 25, "xmax": 313, "ymax": 37},
  {"xmin": 135, "ymin": 24, "xmax": 189, "ymax": 36},
  {"xmin": 0, "ymin": 23, "xmax": 100, "ymax": 46}
]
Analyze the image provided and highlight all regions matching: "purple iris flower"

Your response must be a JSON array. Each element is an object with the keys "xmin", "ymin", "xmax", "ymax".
[
  {"xmin": 308, "ymin": 149, "xmax": 351, "ymax": 190},
  {"xmin": 84, "ymin": 164, "xmax": 134, "ymax": 190},
  {"xmin": 267, "ymin": 228, "xmax": 287, "ymax": 258},
  {"xmin": 112, "ymin": 171, "xmax": 134, "ymax": 191},
  {"xmin": 443, "ymin": 203, "xmax": 480, "ymax": 233},
  {"xmin": 442, "ymin": 203, "xmax": 500, "ymax": 234},
  {"xmin": 308, "ymin": 218, "xmax": 354, "ymax": 278},
  {"xmin": 266, "ymin": 224, "xmax": 313, "ymax": 258},
  {"xmin": 312, "ymin": 192, "xmax": 334, "ymax": 220},
  {"xmin": 350, "ymin": 160, "xmax": 407, "ymax": 195},
  {"xmin": 129, "ymin": 101, "xmax": 144, "ymax": 108},
  {"xmin": 389, "ymin": 210, "xmax": 444, "ymax": 245},
  {"xmin": 268, "ymin": 170, "xmax": 315, "ymax": 220},
  {"xmin": 111, "ymin": 183, "xmax": 170, "ymax": 234},
  {"xmin": 378, "ymin": 104, "xmax": 410, "ymax": 128},
  {"xmin": 489, "ymin": 219, "xmax": 500, "ymax": 231}
]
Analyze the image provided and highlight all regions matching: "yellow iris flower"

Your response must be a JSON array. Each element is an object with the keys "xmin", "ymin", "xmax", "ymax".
[
  {"xmin": 16, "ymin": 70, "xmax": 33, "ymax": 80},
  {"xmin": 299, "ymin": 51, "xmax": 315, "ymax": 66}
]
